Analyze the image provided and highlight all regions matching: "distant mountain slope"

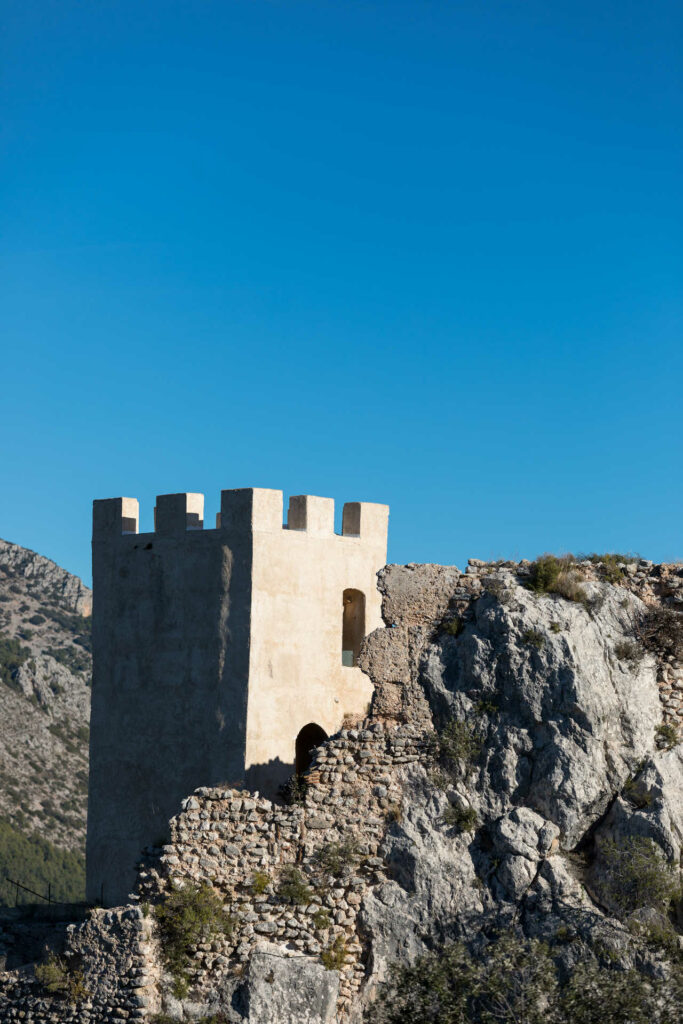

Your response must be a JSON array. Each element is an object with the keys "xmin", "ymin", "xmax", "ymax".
[{"xmin": 0, "ymin": 540, "xmax": 91, "ymax": 874}]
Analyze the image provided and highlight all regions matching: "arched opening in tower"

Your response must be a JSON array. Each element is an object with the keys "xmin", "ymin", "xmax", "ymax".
[
  {"xmin": 295, "ymin": 723, "xmax": 328, "ymax": 776},
  {"xmin": 342, "ymin": 588, "xmax": 365, "ymax": 667}
]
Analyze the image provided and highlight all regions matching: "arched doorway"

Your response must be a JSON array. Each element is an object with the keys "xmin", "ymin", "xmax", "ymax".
[
  {"xmin": 295, "ymin": 723, "xmax": 328, "ymax": 775},
  {"xmin": 342, "ymin": 589, "xmax": 365, "ymax": 667}
]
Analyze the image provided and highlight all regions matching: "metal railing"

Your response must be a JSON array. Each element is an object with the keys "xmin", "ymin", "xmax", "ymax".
[{"xmin": 4, "ymin": 875, "xmax": 56, "ymax": 906}]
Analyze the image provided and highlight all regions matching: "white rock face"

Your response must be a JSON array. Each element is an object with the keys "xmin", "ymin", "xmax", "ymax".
[
  {"xmin": 243, "ymin": 944, "xmax": 339, "ymax": 1024},
  {"xmin": 0, "ymin": 538, "xmax": 91, "ymax": 614},
  {"xmin": 421, "ymin": 585, "xmax": 660, "ymax": 847},
  {"xmin": 356, "ymin": 575, "xmax": 680, "ymax": 1010}
]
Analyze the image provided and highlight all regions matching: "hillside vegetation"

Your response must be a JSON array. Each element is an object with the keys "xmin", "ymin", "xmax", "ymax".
[{"xmin": 0, "ymin": 818, "xmax": 85, "ymax": 906}]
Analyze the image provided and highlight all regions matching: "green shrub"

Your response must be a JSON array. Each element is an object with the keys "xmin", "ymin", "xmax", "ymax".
[
  {"xmin": 46, "ymin": 645, "xmax": 91, "ymax": 676},
  {"xmin": 550, "ymin": 621, "xmax": 562, "ymax": 633},
  {"xmin": 582, "ymin": 553, "xmax": 638, "ymax": 585},
  {"xmin": 595, "ymin": 836, "xmax": 681, "ymax": 918},
  {"xmin": 614, "ymin": 639, "xmax": 643, "ymax": 665},
  {"xmin": 475, "ymin": 699, "xmax": 499, "ymax": 715},
  {"xmin": 442, "ymin": 805, "xmax": 478, "ymax": 832},
  {"xmin": 154, "ymin": 883, "xmax": 234, "ymax": 998},
  {"xmin": 522, "ymin": 628, "xmax": 545, "ymax": 650},
  {"xmin": 277, "ymin": 866, "xmax": 313, "ymax": 905},
  {"xmin": 372, "ymin": 932, "xmax": 682, "ymax": 1024},
  {"xmin": 438, "ymin": 719, "xmax": 482, "ymax": 766},
  {"xmin": 321, "ymin": 935, "xmax": 347, "ymax": 970},
  {"xmin": 655, "ymin": 723, "xmax": 680, "ymax": 750},
  {"xmin": 527, "ymin": 555, "xmax": 587, "ymax": 606},
  {"xmin": 250, "ymin": 870, "xmax": 271, "ymax": 895},
  {"xmin": 623, "ymin": 778, "xmax": 653, "ymax": 809},
  {"xmin": 312, "ymin": 908, "xmax": 332, "ymax": 930},
  {"xmin": 35, "ymin": 952, "xmax": 88, "ymax": 1003},
  {"xmin": 442, "ymin": 616, "xmax": 464, "ymax": 637},
  {"xmin": 374, "ymin": 934, "xmax": 556, "ymax": 1024},
  {"xmin": 0, "ymin": 633, "xmax": 30, "ymax": 690},
  {"xmin": 559, "ymin": 957, "xmax": 680, "ymax": 1024},
  {"xmin": 314, "ymin": 837, "xmax": 361, "ymax": 878},
  {"xmin": 485, "ymin": 578, "xmax": 513, "ymax": 605},
  {"xmin": 278, "ymin": 774, "xmax": 308, "ymax": 805}
]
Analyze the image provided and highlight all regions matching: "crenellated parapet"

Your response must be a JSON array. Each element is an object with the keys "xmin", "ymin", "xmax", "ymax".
[{"xmin": 93, "ymin": 488, "xmax": 389, "ymax": 543}]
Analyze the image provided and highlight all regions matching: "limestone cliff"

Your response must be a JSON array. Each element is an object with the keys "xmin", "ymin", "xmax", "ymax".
[
  {"xmin": 1, "ymin": 556, "xmax": 682, "ymax": 1022},
  {"xmin": 0, "ymin": 539, "xmax": 91, "ymax": 861}
]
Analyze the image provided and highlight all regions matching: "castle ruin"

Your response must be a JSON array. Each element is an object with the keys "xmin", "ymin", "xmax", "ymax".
[{"xmin": 86, "ymin": 488, "xmax": 388, "ymax": 906}]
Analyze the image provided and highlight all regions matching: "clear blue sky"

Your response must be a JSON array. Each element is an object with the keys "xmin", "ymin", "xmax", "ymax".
[{"xmin": 2, "ymin": 0, "xmax": 681, "ymax": 585}]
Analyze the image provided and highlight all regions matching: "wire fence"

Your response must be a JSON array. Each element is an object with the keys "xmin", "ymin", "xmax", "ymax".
[{"xmin": 3, "ymin": 875, "xmax": 56, "ymax": 906}]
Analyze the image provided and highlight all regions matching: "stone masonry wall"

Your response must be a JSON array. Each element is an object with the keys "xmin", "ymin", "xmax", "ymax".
[
  {"xmin": 137, "ymin": 722, "xmax": 426, "ymax": 1017},
  {"xmin": 0, "ymin": 907, "xmax": 160, "ymax": 1023}
]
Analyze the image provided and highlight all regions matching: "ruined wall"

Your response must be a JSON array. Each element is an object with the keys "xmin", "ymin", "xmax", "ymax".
[
  {"xmin": 137, "ymin": 722, "xmax": 425, "ymax": 1018},
  {"xmin": 0, "ymin": 906, "xmax": 159, "ymax": 1023}
]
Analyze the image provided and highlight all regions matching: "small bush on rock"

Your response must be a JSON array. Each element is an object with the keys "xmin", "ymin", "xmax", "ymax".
[
  {"xmin": 154, "ymin": 883, "xmax": 235, "ymax": 999},
  {"xmin": 312, "ymin": 908, "xmax": 332, "ymax": 930},
  {"xmin": 250, "ymin": 870, "xmax": 271, "ymax": 895},
  {"xmin": 522, "ymin": 628, "xmax": 545, "ymax": 650},
  {"xmin": 443, "ymin": 805, "xmax": 478, "ymax": 832},
  {"xmin": 277, "ymin": 865, "xmax": 313, "ymax": 905},
  {"xmin": 442, "ymin": 615, "xmax": 464, "ymax": 637},
  {"xmin": 314, "ymin": 837, "xmax": 361, "ymax": 878},
  {"xmin": 622, "ymin": 778, "xmax": 653, "ymax": 809},
  {"xmin": 35, "ymin": 953, "xmax": 88, "ymax": 1003},
  {"xmin": 278, "ymin": 773, "xmax": 308, "ymax": 805},
  {"xmin": 595, "ymin": 836, "xmax": 681, "ymax": 919},
  {"xmin": 583, "ymin": 553, "xmax": 637, "ymax": 585},
  {"xmin": 485, "ymin": 578, "xmax": 514, "ymax": 605},
  {"xmin": 321, "ymin": 935, "xmax": 347, "ymax": 970},
  {"xmin": 439, "ymin": 719, "xmax": 482, "ymax": 763},
  {"xmin": 374, "ymin": 934, "xmax": 556, "ymax": 1024},
  {"xmin": 432, "ymin": 719, "xmax": 483, "ymax": 780},
  {"xmin": 0, "ymin": 634, "xmax": 30, "ymax": 690},
  {"xmin": 527, "ymin": 554, "xmax": 587, "ymax": 605},
  {"xmin": 614, "ymin": 639, "xmax": 644, "ymax": 665},
  {"xmin": 656, "ymin": 723, "xmax": 680, "ymax": 750}
]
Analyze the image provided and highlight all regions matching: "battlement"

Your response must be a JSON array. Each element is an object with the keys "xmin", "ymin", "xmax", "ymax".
[{"xmin": 93, "ymin": 488, "xmax": 389, "ymax": 543}]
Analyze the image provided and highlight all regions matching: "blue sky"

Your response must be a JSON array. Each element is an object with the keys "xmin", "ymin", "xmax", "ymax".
[{"xmin": 1, "ymin": 0, "xmax": 681, "ymax": 585}]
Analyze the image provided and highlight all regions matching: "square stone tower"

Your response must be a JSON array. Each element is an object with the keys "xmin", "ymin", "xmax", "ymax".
[{"xmin": 87, "ymin": 488, "xmax": 388, "ymax": 906}]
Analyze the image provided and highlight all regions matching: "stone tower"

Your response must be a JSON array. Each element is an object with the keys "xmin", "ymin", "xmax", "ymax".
[{"xmin": 87, "ymin": 488, "xmax": 389, "ymax": 906}]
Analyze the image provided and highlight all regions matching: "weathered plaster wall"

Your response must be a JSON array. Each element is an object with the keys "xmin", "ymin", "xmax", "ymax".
[{"xmin": 245, "ymin": 493, "xmax": 388, "ymax": 793}]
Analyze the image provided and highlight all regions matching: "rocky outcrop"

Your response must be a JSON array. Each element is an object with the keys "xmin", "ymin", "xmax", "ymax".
[
  {"xmin": 0, "ymin": 539, "xmax": 91, "ymax": 856},
  {"xmin": 0, "ymin": 540, "xmax": 91, "ymax": 616},
  {"xmin": 1, "ymin": 556, "xmax": 681, "ymax": 1022}
]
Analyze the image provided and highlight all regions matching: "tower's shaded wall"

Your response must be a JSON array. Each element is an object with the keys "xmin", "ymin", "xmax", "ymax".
[{"xmin": 87, "ymin": 492, "xmax": 253, "ymax": 906}]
